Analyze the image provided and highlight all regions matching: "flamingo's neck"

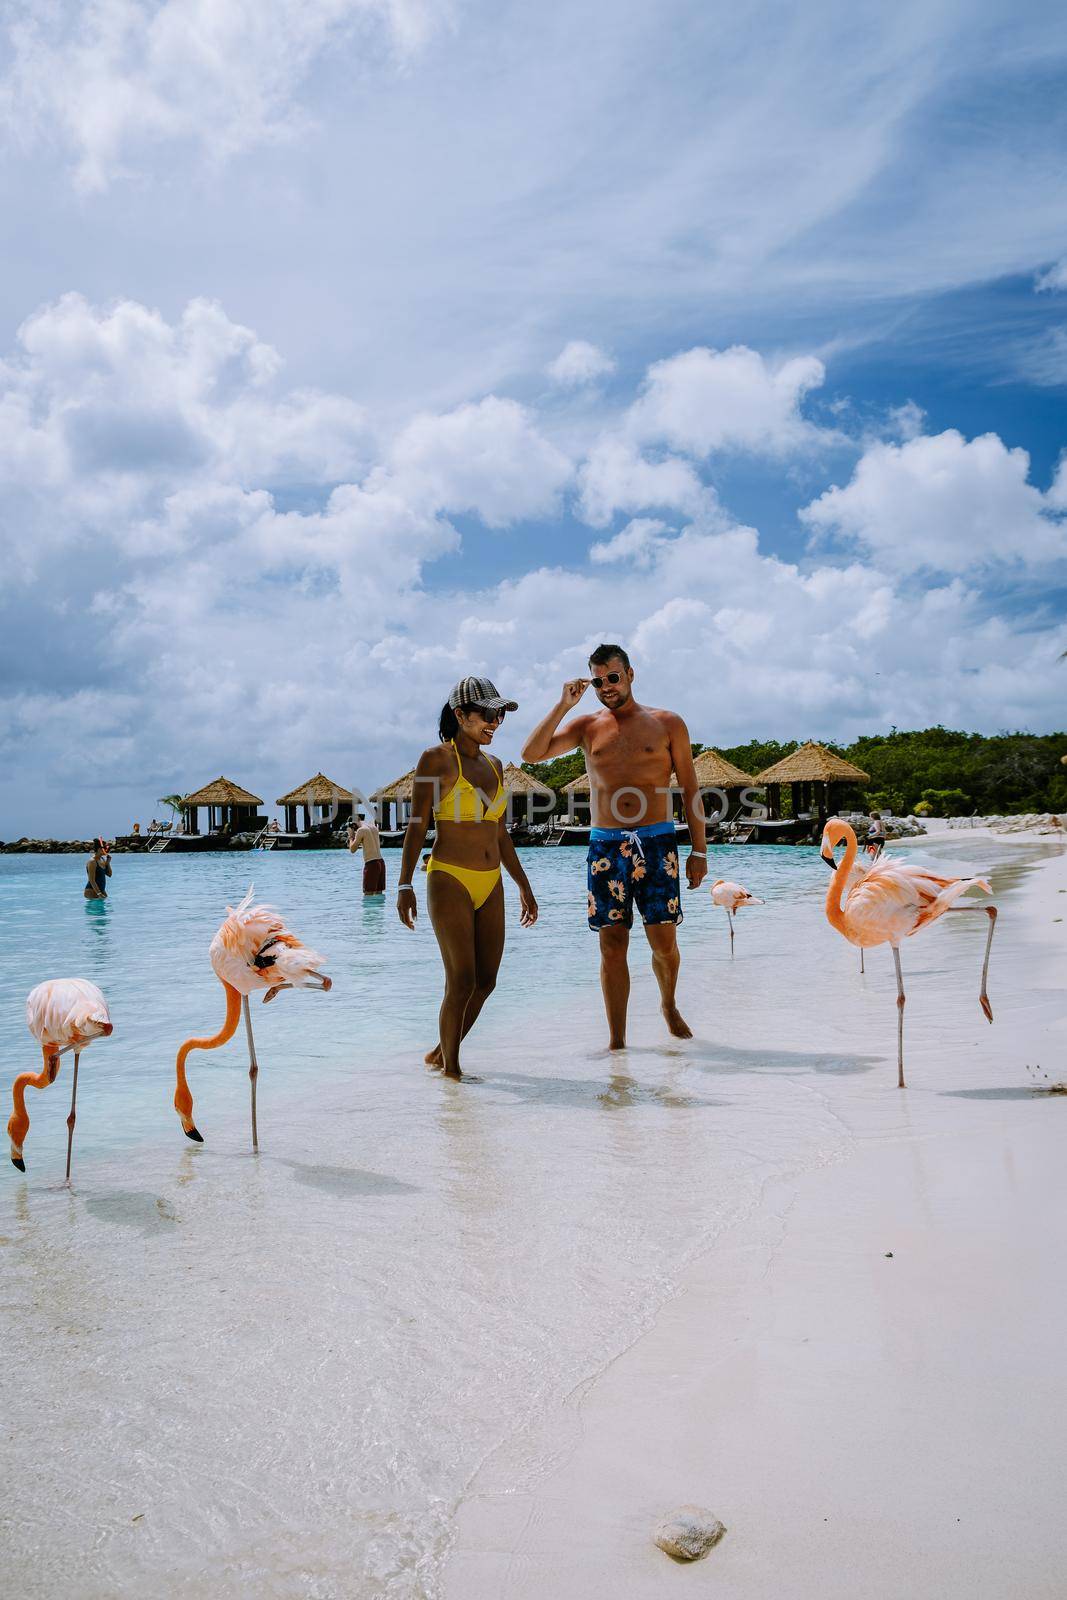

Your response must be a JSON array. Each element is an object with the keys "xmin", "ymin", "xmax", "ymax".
[
  {"xmin": 174, "ymin": 981, "xmax": 242, "ymax": 1132},
  {"xmin": 825, "ymin": 831, "xmax": 856, "ymax": 937}
]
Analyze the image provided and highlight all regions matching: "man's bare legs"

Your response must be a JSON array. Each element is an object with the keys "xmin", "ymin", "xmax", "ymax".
[
  {"xmin": 598, "ymin": 921, "xmax": 690, "ymax": 1046},
  {"xmin": 599, "ymin": 925, "xmax": 630, "ymax": 1049},
  {"xmin": 644, "ymin": 922, "xmax": 692, "ymax": 1039}
]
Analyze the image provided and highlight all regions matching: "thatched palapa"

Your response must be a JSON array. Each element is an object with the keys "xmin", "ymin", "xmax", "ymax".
[
  {"xmin": 183, "ymin": 776, "xmax": 263, "ymax": 807},
  {"xmin": 370, "ymin": 769, "xmax": 416, "ymax": 830},
  {"xmin": 754, "ymin": 741, "xmax": 870, "ymax": 822},
  {"xmin": 180, "ymin": 776, "xmax": 264, "ymax": 837},
  {"xmin": 501, "ymin": 764, "xmax": 553, "ymax": 797},
  {"xmin": 275, "ymin": 772, "xmax": 355, "ymax": 833},
  {"xmin": 691, "ymin": 749, "xmax": 756, "ymax": 788},
  {"xmin": 754, "ymin": 742, "xmax": 870, "ymax": 786},
  {"xmin": 502, "ymin": 763, "xmax": 554, "ymax": 824}
]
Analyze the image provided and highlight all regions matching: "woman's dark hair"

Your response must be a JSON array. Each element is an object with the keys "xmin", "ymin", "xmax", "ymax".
[
  {"xmin": 589, "ymin": 642, "xmax": 631, "ymax": 671},
  {"xmin": 439, "ymin": 702, "xmax": 478, "ymax": 741}
]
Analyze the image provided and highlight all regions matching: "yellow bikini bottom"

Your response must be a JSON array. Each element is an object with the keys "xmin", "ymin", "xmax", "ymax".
[{"xmin": 426, "ymin": 857, "xmax": 502, "ymax": 911}]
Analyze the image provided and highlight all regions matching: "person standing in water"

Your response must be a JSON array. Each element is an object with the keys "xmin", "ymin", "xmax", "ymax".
[
  {"xmin": 348, "ymin": 813, "xmax": 386, "ymax": 895},
  {"xmin": 521, "ymin": 644, "xmax": 707, "ymax": 1050},
  {"xmin": 865, "ymin": 811, "xmax": 887, "ymax": 858},
  {"xmin": 397, "ymin": 676, "xmax": 538, "ymax": 1080},
  {"xmin": 84, "ymin": 838, "xmax": 112, "ymax": 900}
]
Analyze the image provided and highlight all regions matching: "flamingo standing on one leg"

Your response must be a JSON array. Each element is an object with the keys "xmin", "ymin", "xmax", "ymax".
[
  {"xmin": 175, "ymin": 887, "xmax": 331, "ymax": 1149},
  {"xmin": 9, "ymin": 979, "xmax": 112, "ymax": 1177},
  {"xmin": 821, "ymin": 821, "xmax": 996, "ymax": 1087},
  {"xmin": 709, "ymin": 880, "xmax": 764, "ymax": 954}
]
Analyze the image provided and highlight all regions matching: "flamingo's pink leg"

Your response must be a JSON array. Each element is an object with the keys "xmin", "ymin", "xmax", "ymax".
[
  {"xmin": 944, "ymin": 904, "xmax": 997, "ymax": 1022},
  {"xmin": 860, "ymin": 947, "xmax": 865, "ymax": 974},
  {"xmin": 726, "ymin": 909, "xmax": 734, "ymax": 956},
  {"xmin": 64, "ymin": 1053, "xmax": 80, "ymax": 1184},
  {"xmin": 242, "ymin": 996, "xmax": 260, "ymax": 1153},
  {"xmin": 891, "ymin": 945, "xmax": 906, "ymax": 1088}
]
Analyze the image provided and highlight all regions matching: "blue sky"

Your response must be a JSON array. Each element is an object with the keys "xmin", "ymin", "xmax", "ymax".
[{"xmin": 0, "ymin": 0, "xmax": 1065, "ymax": 836}]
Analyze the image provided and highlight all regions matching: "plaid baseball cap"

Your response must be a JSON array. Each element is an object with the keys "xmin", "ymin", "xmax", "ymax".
[{"xmin": 447, "ymin": 675, "xmax": 518, "ymax": 712}]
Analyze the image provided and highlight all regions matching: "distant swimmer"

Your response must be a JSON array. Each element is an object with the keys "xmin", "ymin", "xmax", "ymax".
[
  {"xmin": 522, "ymin": 643, "xmax": 707, "ymax": 1050},
  {"xmin": 348, "ymin": 814, "xmax": 386, "ymax": 895},
  {"xmin": 84, "ymin": 839, "xmax": 112, "ymax": 900},
  {"xmin": 397, "ymin": 676, "xmax": 537, "ymax": 1080}
]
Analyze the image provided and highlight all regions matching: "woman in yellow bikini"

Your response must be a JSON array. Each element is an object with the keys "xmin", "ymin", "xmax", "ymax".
[{"xmin": 397, "ymin": 675, "xmax": 538, "ymax": 1079}]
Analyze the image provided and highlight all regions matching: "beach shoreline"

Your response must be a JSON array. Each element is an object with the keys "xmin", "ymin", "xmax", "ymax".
[{"xmin": 444, "ymin": 840, "xmax": 1067, "ymax": 1599}]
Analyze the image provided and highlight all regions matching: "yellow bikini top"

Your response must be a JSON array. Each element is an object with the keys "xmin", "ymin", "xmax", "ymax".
[{"xmin": 434, "ymin": 740, "xmax": 507, "ymax": 823}]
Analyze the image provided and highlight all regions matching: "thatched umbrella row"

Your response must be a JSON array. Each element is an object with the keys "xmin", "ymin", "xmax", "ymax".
[
  {"xmin": 562, "ymin": 742, "xmax": 869, "ymax": 824},
  {"xmin": 178, "ymin": 741, "xmax": 871, "ymax": 838}
]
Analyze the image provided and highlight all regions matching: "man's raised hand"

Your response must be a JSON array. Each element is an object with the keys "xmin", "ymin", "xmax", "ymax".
[{"xmin": 560, "ymin": 678, "xmax": 589, "ymax": 709}]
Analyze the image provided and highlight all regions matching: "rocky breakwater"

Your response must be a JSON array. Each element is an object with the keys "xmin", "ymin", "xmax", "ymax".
[
  {"xmin": 0, "ymin": 838, "xmax": 98, "ymax": 854},
  {"xmin": 941, "ymin": 814, "xmax": 1065, "ymax": 836}
]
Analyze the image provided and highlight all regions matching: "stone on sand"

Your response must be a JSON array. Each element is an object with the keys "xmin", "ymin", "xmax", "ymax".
[{"xmin": 652, "ymin": 1506, "xmax": 726, "ymax": 1561}]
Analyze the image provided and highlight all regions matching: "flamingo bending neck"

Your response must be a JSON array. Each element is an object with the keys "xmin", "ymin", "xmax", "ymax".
[{"xmin": 174, "ymin": 980, "xmax": 242, "ymax": 1141}]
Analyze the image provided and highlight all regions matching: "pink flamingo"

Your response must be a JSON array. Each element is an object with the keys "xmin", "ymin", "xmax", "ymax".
[
  {"xmin": 9, "ymin": 979, "xmax": 112, "ymax": 1178},
  {"xmin": 821, "ymin": 821, "xmax": 996, "ymax": 1087},
  {"xmin": 710, "ymin": 879, "xmax": 764, "ymax": 953},
  {"xmin": 175, "ymin": 888, "xmax": 331, "ymax": 1149}
]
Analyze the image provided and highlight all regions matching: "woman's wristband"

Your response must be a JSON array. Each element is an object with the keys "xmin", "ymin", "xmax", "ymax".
[
  {"xmin": 397, "ymin": 883, "xmax": 415, "ymax": 892},
  {"xmin": 689, "ymin": 850, "xmax": 707, "ymax": 858}
]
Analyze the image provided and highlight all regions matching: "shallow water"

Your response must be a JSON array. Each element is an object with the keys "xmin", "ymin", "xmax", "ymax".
[{"xmin": 0, "ymin": 842, "xmax": 1056, "ymax": 1597}]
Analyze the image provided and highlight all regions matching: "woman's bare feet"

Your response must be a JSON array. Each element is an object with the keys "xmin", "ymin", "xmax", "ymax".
[
  {"xmin": 427, "ymin": 1047, "xmax": 481, "ymax": 1082},
  {"xmin": 662, "ymin": 1004, "xmax": 692, "ymax": 1039}
]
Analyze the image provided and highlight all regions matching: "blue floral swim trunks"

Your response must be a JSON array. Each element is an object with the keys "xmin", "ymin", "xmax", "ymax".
[{"xmin": 586, "ymin": 822, "xmax": 683, "ymax": 930}]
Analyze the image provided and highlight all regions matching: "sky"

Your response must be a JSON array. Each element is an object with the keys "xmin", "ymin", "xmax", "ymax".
[{"xmin": 0, "ymin": 0, "xmax": 1065, "ymax": 837}]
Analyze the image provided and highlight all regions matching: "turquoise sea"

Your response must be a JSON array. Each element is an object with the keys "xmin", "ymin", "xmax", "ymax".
[{"xmin": 0, "ymin": 841, "xmax": 1056, "ymax": 1597}]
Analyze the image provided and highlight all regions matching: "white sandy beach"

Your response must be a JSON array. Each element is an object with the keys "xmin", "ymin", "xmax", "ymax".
[{"xmin": 445, "ymin": 835, "xmax": 1067, "ymax": 1599}]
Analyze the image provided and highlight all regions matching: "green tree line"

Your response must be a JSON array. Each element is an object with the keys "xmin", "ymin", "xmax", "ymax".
[{"xmin": 525, "ymin": 727, "xmax": 1067, "ymax": 815}]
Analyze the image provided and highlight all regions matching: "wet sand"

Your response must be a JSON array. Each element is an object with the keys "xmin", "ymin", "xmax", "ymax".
[{"xmin": 445, "ymin": 840, "xmax": 1067, "ymax": 1598}]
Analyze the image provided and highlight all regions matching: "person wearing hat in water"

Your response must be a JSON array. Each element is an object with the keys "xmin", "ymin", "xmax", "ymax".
[{"xmin": 397, "ymin": 675, "xmax": 538, "ymax": 1080}]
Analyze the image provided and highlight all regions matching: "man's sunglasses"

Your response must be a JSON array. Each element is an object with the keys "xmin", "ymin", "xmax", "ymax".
[
  {"xmin": 590, "ymin": 672, "xmax": 622, "ymax": 688},
  {"xmin": 473, "ymin": 705, "xmax": 506, "ymax": 723}
]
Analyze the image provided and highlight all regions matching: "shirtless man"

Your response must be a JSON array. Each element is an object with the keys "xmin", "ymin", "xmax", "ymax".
[
  {"xmin": 348, "ymin": 813, "xmax": 386, "ymax": 895},
  {"xmin": 522, "ymin": 643, "xmax": 707, "ymax": 1048}
]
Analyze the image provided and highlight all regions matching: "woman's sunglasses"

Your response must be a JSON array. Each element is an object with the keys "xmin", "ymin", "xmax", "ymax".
[
  {"xmin": 472, "ymin": 706, "xmax": 506, "ymax": 723},
  {"xmin": 590, "ymin": 672, "xmax": 622, "ymax": 688}
]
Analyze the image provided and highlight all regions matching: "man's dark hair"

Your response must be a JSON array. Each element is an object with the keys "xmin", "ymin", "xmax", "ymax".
[{"xmin": 589, "ymin": 642, "xmax": 631, "ymax": 671}]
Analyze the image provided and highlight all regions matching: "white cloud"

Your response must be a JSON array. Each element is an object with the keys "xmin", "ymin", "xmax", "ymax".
[
  {"xmin": 800, "ymin": 429, "xmax": 1067, "ymax": 573},
  {"xmin": 577, "ymin": 438, "xmax": 714, "ymax": 527},
  {"xmin": 885, "ymin": 400, "xmax": 925, "ymax": 441},
  {"xmin": 546, "ymin": 340, "xmax": 616, "ymax": 388},
  {"xmin": 1, "ymin": 292, "xmax": 371, "ymax": 511},
  {"xmin": 1035, "ymin": 260, "xmax": 1067, "ymax": 292},
  {"xmin": 1048, "ymin": 454, "xmax": 1067, "ymax": 512},
  {"xmin": 0, "ymin": 0, "xmax": 454, "ymax": 191},
  {"xmin": 381, "ymin": 396, "xmax": 572, "ymax": 526},
  {"xmin": 625, "ymin": 345, "xmax": 830, "ymax": 458},
  {"xmin": 589, "ymin": 517, "xmax": 671, "ymax": 567}
]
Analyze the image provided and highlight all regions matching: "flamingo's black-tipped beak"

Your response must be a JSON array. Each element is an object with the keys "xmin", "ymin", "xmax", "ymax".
[
  {"xmin": 11, "ymin": 1155, "xmax": 26, "ymax": 1171},
  {"xmin": 320, "ymin": 976, "xmax": 333, "ymax": 993},
  {"xmin": 821, "ymin": 850, "xmax": 837, "ymax": 870},
  {"xmin": 184, "ymin": 1126, "xmax": 204, "ymax": 1143}
]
